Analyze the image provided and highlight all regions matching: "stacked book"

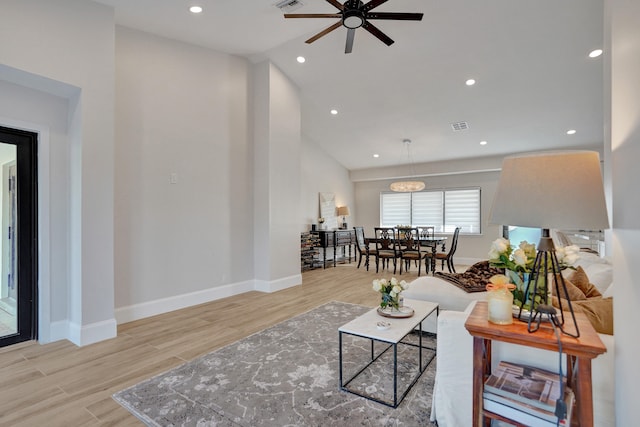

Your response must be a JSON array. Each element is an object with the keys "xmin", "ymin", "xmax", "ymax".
[{"xmin": 483, "ymin": 360, "xmax": 574, "ymax": 426}]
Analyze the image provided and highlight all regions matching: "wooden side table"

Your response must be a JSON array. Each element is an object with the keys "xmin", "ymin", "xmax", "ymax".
[{"xmin": 464, "ymin": 301, "xmax": 606, "ymax": 427}]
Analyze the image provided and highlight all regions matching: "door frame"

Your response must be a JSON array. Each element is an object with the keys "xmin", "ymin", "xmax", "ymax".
[{"xmin": 0, "ymin": 125, "xmax": 38, "ymax": 347}]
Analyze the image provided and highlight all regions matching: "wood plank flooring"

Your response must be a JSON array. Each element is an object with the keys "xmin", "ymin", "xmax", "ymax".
[{"xmin": 0, "ymin": 261, "xmax": 463, "ymax": 426}]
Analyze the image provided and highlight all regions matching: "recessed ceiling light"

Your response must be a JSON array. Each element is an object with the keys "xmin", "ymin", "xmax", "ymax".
[
  {"xmin": 480, "ymin": 140, "xmax": 487, "ymax": 145},
  {"xmin": 373, "ymin": 154, "xmax": 380, "ymax": 158},
  {"xmin": 465, "ymin": 79, "xmax": 476, "ymax": 86},
  {"xmin": 589, "ymin": 49, "xmax": 603, "ymax": 58},
  {"xmin": 189, "ymin": 6, "xmax": 203, "ymax": 14},
  {"xmin": 567, "ymin": 129, "xmax": 577, "ymax": 135},
  {"xmin": 330, "ymin": 109, "xmax": 338, "ymax": 115},
  {"xmin": 296, "ymin": 56, "xmax": 306, "ymax": 63}
]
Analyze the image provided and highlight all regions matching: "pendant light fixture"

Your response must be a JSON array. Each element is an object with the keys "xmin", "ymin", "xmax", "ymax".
[{"xmin": 390, "ymin": 139, "xmax": 425, "ymax": 192}]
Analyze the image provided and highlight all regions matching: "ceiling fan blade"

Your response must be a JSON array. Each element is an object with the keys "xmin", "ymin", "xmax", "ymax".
[
  {"xmin": 365, "ymin": 12, "xmax": 424, "ymax": 21},
  {"xmin": 345, "ymin": 28, "xmax": 356, "ymax": 54},
  {"xmin": 362, "ymin": 0, "xmax": 389, "ymax": 12},
  {"xmin": 362, "ymin": 21, "xmax": 394, "ymax": 46},
  {"xmin": 284, "ymin": 13, "xmax": 342, "ymax": 19},
  {"xmin": 305, "ymin": 21, "xmax": 342, "ymax": 44},
  {"xmin": 325, "ymin": 0, "xmax": 345, "ymax": 10}
]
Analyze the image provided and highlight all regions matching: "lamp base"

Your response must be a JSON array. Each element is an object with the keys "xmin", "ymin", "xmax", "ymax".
[{"xmin": 518, "ymin": 229, "xmax": 580, "ymax": 338}]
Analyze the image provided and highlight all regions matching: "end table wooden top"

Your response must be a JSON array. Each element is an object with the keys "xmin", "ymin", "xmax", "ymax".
[{"xmin": 464, "ymin": 301, "xmax": 606, "ymax": 359}]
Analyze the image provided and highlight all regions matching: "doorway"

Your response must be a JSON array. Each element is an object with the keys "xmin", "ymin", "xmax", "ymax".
[{"xmin": 0, "ymin": 126, "xmax": 37, "ymax": 347}]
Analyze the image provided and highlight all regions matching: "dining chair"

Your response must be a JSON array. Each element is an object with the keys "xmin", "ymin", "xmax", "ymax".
[
  {"xmin": 418, "ymin": 226, "xmax": 435, "ymax": 239},
  {"xmin": 373, "ymin": 227, "xmax": 401, "ymax": 274},
  {"xmin": 425, "ymin": 227, "xmax": 461, "ymax": 273},
  {"xmin": 353, "ymin": 226, "xmax": 376, "ymax": 270},
  {"xmin": 399, "ymin": 227, "xmax": 428, "ymax": 276}
]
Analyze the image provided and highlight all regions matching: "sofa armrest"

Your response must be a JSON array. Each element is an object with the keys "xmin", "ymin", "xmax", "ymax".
[{"xmin": 430, "ymin": 303, "xmax": 474, "ymax": 427}]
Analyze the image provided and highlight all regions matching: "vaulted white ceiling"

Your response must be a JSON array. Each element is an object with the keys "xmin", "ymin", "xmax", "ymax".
[{"xmin": 93, "ymin": 0, "xmax": 604, "ymax": 171}]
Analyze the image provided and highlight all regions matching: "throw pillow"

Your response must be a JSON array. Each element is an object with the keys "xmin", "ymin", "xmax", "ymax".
[
  {"xmin": 551, "ymin": 296, "xmax": 614, "ymax": 335},
  {"xmin": 568, "ymin": 266, "xmax": 602, "ymax": 298},
  {"xmin": 552, "ymin": 274, "xmax": 587, "ymax": 301}
]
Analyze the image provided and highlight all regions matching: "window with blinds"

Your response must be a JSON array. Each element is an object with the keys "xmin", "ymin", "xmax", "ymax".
[{"xmin": 380, "ymin": 188, "xmax": 481, "ymax": 234}]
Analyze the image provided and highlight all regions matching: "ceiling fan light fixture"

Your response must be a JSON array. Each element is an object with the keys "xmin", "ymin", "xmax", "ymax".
[{"xmin": 343, "ymin": 11, "xmax": 364, "ymax": 29}]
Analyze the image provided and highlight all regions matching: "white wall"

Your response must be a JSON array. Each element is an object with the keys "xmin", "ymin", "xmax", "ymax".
[
  {"xmin": 300, "ymin": 136, "xmax": 355, "ymax": 232},
  {"xmin": 253, "ymin": 62, "xmax": 303, "ymax": 291},
  {"xmin": 608, "ymin": 0, "xmax": 640, "ymax": 423},
  {"xmin": 113, "ymin": 28, "xmax": 254, "ymax": 321},
  {"xmin": 0, "ymin": 0, "xmax": 115, "ymax": 346}
]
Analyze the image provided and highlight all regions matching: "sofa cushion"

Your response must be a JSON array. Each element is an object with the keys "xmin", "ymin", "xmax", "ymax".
[
  {"xmin": 553, "ymin": 273, "xmax": 588, "ymax": 301},
  {"xmin": 569, "ymin": 266, "xmax": 603, "ymax": 298},
  {"xmin": 552, "ymin": 296, "xmax": 614, "ymax": 335},
  {"xmin": 404, "ymin": 276, "xmax": 487, "ymax": 312}
]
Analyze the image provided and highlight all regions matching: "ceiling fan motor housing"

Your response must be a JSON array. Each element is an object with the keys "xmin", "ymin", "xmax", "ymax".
[{"xmin": 342, "ymin": 1, "xmax": 365, "ymax": 29}]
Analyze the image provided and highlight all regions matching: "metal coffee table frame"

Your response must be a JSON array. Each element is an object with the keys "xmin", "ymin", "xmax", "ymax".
[{"xmin": 338, "ymin": 300, "xmax": 439, "ymax": 408}]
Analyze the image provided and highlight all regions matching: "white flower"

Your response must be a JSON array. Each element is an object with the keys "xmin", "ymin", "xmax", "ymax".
[
  {"xmin": 390, "ymin": 290, "xmax": 397, "ymax": 297},
  {"xmin": 512, "ymin": 248, "xmax": 528, "ymax": 267},
  {"xmin": 392, "ymin": 285, "xmax": 402, "ymax": 294},
  {"xmin": 390, "ymin": 277, "xmax": 398, "ymax": 286},
  {"xmin": 555, "ymin": 245, "xmax": 580, "ymax": 266},
  {"xmin": 488, "ymin": 247, "xmax": 501, "ymax": 260},
  {"xmin": 491, "ymin": 237, "xmax": 509, "ymax": 254},
  {"xmin": 400, "ymin": 280, "xmax": 408, "ymax": 290},
  {"xmin": 372, "ymin": 279, "xmax": 382, "ymax": 292}
]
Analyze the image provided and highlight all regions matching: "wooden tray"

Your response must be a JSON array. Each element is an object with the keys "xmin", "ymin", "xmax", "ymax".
[{"xmin": 377, "ymin": 306, "xmax": 415, "ymax": 318}]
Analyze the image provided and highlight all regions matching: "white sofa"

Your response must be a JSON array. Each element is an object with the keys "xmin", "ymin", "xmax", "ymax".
[{"xmin": 404, "ymin": 254, "xmax": 615, "ymax": 426}]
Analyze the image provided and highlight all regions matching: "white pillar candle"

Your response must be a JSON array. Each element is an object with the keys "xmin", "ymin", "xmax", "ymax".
[{"xmin": 487, "ymin": 290, "xmax": 513, "ymax": 325}]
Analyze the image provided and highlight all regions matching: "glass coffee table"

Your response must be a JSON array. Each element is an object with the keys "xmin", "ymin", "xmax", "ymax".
[{"xmin": 338, "ymin": 298, "xmax": 439, "ymax": 408}]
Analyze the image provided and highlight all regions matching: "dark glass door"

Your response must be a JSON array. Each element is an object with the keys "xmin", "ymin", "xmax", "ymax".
[{"xmin": 0, "ymin": 126, "xmax": 37, "ymax": 347}]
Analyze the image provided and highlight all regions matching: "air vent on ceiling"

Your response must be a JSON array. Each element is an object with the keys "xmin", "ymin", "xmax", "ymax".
[
  {"xmin": 274, "ymin": 0, "xmax": 304, "ymax": 13},
  {"xmin": 451, "ymin": 121, "xmax": 469, "ymax": 131}
]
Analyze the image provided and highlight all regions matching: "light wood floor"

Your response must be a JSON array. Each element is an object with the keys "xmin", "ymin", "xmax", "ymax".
[{"xmin": 0, "ymin": 260, "xmax": 464, "ymax": 426}]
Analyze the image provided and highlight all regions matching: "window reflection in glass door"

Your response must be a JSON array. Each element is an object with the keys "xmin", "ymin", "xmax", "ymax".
[{"xmin": 0, "ymin": 143, "xmax": 17, "ymax": 338}]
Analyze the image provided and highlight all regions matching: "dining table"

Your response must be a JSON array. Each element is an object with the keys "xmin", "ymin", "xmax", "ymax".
[{"xmin": 365, "ymin": 234, "xmax": 448, "ymax": 275}]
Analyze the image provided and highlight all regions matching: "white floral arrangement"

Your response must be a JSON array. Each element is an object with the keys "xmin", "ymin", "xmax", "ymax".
[{"xmin": 372, "ymin": 277, "xmax": 409, "ymax": 310}]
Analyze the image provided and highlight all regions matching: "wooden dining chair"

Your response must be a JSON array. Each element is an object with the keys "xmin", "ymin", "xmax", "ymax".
[
  {"xmin": 353, "ymin": 226, "xmax": 376, "ymax": 270},
  {"xmin": 373, "ymin": 227, "xmax": 401, "ymax": 274},
  {"xmin": 399, "ymin": 227, "xmax": 428, "ymax": 276},
  {"xmin": 426, "ymin": 227, "xmax": 461, "ymax": 273},
  {"xmin": 418, "ymin": 226, "xmax": 435, "ymax": 239}
]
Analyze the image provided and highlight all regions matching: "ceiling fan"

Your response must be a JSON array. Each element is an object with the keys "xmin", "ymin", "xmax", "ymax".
[{"xmin": 284, "ymin": 0, "xmax": 423, "ymax": 54}]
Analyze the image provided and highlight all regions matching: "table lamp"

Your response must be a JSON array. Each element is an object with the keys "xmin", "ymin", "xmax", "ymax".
[
  {"xmin": 490, "ymin": 151, "xmax": 609, "ymax": 337},
  {"xmin": 337, "ymin": 206, "xmax": 350, "ymax": 229}
]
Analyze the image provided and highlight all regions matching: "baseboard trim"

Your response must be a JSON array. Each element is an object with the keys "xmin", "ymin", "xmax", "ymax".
[
  {"xmin": 66, "ymin": 318, "xmax": 117, "ymax": 347},
  {"xmin": 114, "ymin": 280, "xmax": 255, "ymax": 324},
  {"xmin": 254, "ymin": 274, "xmax": 302, "ymax": 293}
]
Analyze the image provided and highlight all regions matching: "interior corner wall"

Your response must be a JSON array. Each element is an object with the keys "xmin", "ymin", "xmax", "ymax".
[
  {"xmin": 609, "ymin": 0, "xmax": 640, "ymax": 424},
  {"xmin": 0, "ymin": 0, "xmax": 116, "ymax": 346},
  {"xmin": 300, "ymin": 136, "xmax": 355, "ymax": 233},
  {"xmin": 113, "ymin": 27, "xmax": 254, "ymax": 322},
  {"xmin": 253, "ymin": 62, "xmax": 302, "ymax": 290}
]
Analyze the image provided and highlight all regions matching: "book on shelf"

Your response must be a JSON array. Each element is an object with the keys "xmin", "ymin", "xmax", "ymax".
[
  {"xmin": 484, "ymin": 360, "xmax": 565, "ymax": 412},
  {"xmin": 483, "ymin": 387, "xmax": 574, "ymax": 426}
]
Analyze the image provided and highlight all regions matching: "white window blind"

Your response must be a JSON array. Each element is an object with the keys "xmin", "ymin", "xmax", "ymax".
[
  {"xmin": 444, "ymin": 189, "xmax": 481, "ymax": 233},
  {"xmin": 380, "ymin": 187, "xmax": 481, "ymax": 234},
  {"xmin": 380, "ymin": 192, "xmax": 411, "ymax": 227},
  {"xmin": 412, "ymin": 191, "xmax": 444, "ymax": 232}
]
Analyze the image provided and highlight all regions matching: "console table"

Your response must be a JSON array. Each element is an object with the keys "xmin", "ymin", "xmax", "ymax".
[
  {"xmin": 314, "ymin": 230, "xmax": 355, "ymax": 268},
  {"xmin": 464, "ymin": 301, "xmax": 606, "ymax": 427}
]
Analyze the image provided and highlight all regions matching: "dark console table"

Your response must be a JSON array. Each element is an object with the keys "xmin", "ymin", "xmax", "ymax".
[{"xmin": 314, "ymin": 230, "xmax": 355, "ymax": 268}]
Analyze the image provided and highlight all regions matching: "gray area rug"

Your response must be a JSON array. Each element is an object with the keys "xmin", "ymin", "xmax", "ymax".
[{"xmin": 113, "ymin": 301, "xmax": 438, "ymax": 426}]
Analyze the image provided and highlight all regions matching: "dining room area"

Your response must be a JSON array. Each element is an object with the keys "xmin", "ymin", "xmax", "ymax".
[{"xmin": 301, "ymin": 225, "xmax": 461, "ymax": 279}]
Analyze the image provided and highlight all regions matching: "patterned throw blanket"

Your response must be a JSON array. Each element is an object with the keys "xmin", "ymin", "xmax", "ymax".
[{"xmin": 435, "ymin": 261, "xmax": 504, "ymax": 293}]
